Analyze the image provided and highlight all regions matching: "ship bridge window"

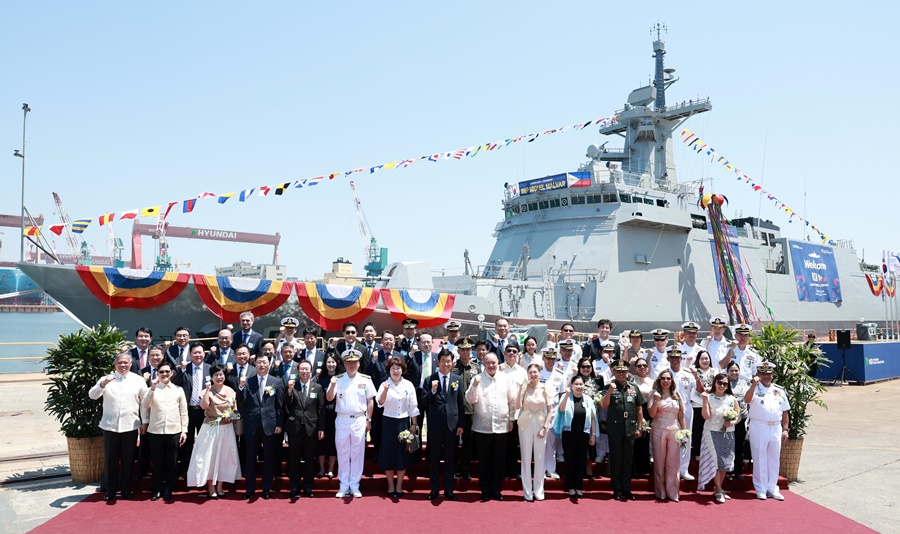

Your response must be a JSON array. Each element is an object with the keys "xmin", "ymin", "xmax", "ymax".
[
  {"xmin": 571, "ymin": 195, "xmax": 586, "ymax": 205},
  {"xmin": 539, "ymin": 200, "xmax": 549, "ymax": 210},
  {"xmin": 587, "ymin": 194, "xmax": 605, "ymax": 204},
  {"xmin": 621, "ymin": 194, "xmax": 632, "ymax": 203},
  {"xmin": 644, "ymin": 198, "xmax": 654, "ymax": 205},
  {"xmin": 528, "ymin": 202, "xmax": 538, "ymax": 211},
  {"xmin": 549, "ymin": 198, "xmax": 561, "ymax": 208},
  {"xmin": 656, "ymin": 199, "xmax": 666, "ymax": 207},
  {"xmin": 602, "ymin": 193, "xmax": 618, "ymax": 203}
]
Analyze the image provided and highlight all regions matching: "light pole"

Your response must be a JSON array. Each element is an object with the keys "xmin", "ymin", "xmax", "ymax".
[{"xmin": 13, "ymin": 103, "xmax": 30, "ymax": 262}]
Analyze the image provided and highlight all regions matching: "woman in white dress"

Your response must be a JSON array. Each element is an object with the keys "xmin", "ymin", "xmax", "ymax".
[{"xmin": 187, "ymin": 364, "xmax": 242, "ymax": 498}]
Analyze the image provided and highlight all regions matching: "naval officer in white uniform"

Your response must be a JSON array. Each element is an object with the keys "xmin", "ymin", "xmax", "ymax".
[
  {"xmin": 744, "ymin": 361, "xmax": 789, "ymax": 501},
  {"xmin": 326, "ymin": 348, "xmax": 376, "ymax": 498}
]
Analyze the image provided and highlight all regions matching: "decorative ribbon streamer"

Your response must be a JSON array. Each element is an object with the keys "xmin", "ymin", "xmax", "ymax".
[
  {"xmin": 680, "ymin": 128, "xmax": 834, "ymax": 246},
  {"xmin": 63, "ymin": 115, "xmax": 618, "ymax": 233},
  {"xmin": 865, "ymin": 273, "xmax": 884, "ymax": 297},
  {"xmin": 295, "ymin": 283, "xmax": 379, "ymax": 330},
  {"xmin": 76, "ymin": 266, "xmax": 190, "ymax": 308},
  {"xmin": 379, "ymin": 289, "xmax": 456, "ymax": 329},
  {"xmin": 193, "ymin": 275, "xmax": 294, "ymax": 322}
]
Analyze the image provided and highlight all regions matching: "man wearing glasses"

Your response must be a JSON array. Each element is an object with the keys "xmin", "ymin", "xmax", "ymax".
[
  {"xmin": 554, "ymin": 323, "xmax": 583, "ymax": 359},
  {"xmin": 398, "ymin": 318, "xmax": 419, "ymax": 356},
  {"xmin": 166, "ymin": 326, "xmax": 192, "ymax": 368},
  {"xmin": 330, "ymin": 322, "xmax": 369, "ymax": 373}
]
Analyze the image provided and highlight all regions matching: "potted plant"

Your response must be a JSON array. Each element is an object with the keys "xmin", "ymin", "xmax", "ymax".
[
  {"xmin": 44, "ymin": 322, "xmax": 128, "ymax": 483},
  {"xmin": 750, "ymin": 323, "xmax": 830, "ymax": 481}
]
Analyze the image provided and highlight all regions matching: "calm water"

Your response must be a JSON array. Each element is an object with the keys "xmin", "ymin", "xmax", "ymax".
[{"xmin": 0, "ymin": 312, "xmax": 83, "ymax": 373}]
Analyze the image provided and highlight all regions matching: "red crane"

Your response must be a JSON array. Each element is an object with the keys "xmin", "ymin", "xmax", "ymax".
[{"xmin": 130, "ymin": 222, "xmax": 280, "ymax": 270}]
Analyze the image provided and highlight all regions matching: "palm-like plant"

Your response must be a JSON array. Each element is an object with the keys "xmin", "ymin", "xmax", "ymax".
[
  {"xmin": 750, "ymin": 323, "xmax": 830, "ymax": 440},
  {"xmin": 44, "ymin": 322, "xmax": 128, "ymax": 438}
]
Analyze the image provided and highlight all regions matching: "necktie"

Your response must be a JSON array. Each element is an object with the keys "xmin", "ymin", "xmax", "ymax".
[
  {"xmin": 192, "ymin": 365, "xmax": 201, "ymax": 405},
  {"xmin": 259, "ymin": 376, "xmax": 266, "ymax": 401},
  {"xmin": 442, "ymin": 375, "xmax": 447, "ymax": 394},
  {"xmin": 178, "ymin": 347, "xmax": 183, "ymax": 361},
  {"xmin": 307, "ymin": 350, "xmax": 313, "ymax": 362},
  {"xmin": 140, "ymin": 350, "xmax": 146, "ymax": 368},
  {"xmin": 499, "ymin": 340, "xmax": 505, "ymax": 355},
  {"xmin": 238, "ymin": 365, "xmax": 244, "ymax": 378},
  {"xmin": 151, "ymin": 368, "xmax": 156, "ymax": 380},
  {"xmin": 301, "ymin": 383, "xmax": 306, "ymax": 401},
  {"xmin": 243, "ymin": 332, "xmax": 248, "ymax": 344}
]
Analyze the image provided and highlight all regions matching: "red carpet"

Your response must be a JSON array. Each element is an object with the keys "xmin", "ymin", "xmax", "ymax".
[{"xmin": 33, "ymin": 477, "xmax": 873, "ymax": 533}]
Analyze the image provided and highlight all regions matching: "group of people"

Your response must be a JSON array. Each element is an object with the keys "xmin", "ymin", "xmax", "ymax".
[{"xmin": 90, "ymin": 312, "xmax": 791, "ymax": 504}]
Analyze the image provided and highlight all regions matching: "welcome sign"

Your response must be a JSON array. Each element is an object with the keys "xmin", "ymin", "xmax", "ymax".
[{"xmin": 789, "ymin": 241, "xmax": 842, "ymax": 302}]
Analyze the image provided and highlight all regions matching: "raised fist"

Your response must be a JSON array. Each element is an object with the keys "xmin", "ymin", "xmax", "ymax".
[{"xmin": 431, "ymin": 380, "xmax": 439, "ymax": 392}]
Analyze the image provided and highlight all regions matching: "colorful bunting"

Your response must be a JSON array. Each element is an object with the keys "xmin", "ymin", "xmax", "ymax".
[
  {"xmin": 120, "ymin": 210, "xmax": 139, "ymax": 220},
  {"xmin": 23, "ymin": 226, "xmax": 40, "ymax": 237},
  {"xmin": 71, "ymin": 219, "xmax": 92, "ymax": 234},
  {"xmin": 183, "ymin": 199, "xmax": 196, "ymax": 213},
  {"xmin": 680, "ymin": 128, "xmax": 834, "ymax": 245},
  {"xmin": 49, "ymin": 224, "xmax": 65, "ymax": 236},
  {"xmin": 295, "ymin": 283, "xmax": 380, "ymax": 331},
  {"xmin": 141, "ymin": 206, "xmax": 161, "ymax": 218},
  {"xmin": 379, "ymin": 289, "xmax": 456, "ymax": 329},
  {"xmin": 98, "ymin": 213, "xmax": 115, "ymax": 226},
  {"xmin": 193, "ymin": 275, "xmax": 294, "ymax": 322},
  {"xmin": 76, "ymin": 266, "xmax": 190, "ymax": 309}
]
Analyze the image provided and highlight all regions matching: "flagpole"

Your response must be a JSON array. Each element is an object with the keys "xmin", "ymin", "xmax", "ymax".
[{"xmin": 14, "ymin": 103, "xmax": 31, "ymax": 262}]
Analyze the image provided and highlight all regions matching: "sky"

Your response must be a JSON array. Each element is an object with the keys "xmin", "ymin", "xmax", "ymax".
[{"xmin": 2, "ymin": 1, "xmax": 898, "ymax": 280}]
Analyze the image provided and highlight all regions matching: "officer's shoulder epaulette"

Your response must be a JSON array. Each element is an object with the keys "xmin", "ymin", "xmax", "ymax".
[
  {"xmin": 358, "ymin": 373, "xmax": 370, "ymax": 378},
  {"xmin": 336, "ymin": 373, "xmax": 345, "ymax": 378}
]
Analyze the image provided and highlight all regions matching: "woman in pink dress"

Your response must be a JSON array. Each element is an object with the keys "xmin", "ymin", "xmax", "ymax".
[{"xmin": 648, "ymin": 369, "xmax": 687, "ymax": 501}]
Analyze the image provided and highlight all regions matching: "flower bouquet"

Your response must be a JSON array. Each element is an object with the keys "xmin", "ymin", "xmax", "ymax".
[
  {"xmin": 721, "ymin": 409, "xmax": 739, "ymax": 432},
  {"xmin": 674, "ymin": 429, "xmax": 691, "ymax": 450},
  {"xmin": 210, "ymin": 406, "xmax": 241, "ymax": 427},
  {"xmin": 641, "ymin": 420, "xmax": 651, "ymax": 433},
  {"xmin": 398, "ymin": 428, "xmax": 420, "ymax": 454}
]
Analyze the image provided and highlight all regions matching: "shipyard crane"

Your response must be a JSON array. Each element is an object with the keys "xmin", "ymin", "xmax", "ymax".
[
  {"xmin": 131, "ymin": 222, "xmax": 281, "ymax": 270},
  {"xmin": 51, "ymin": 192, "xmax": 86, "ymax": 264},
  {"xmin": 348, "ymin": 180, "xmax": 388, "ymax": 281}
]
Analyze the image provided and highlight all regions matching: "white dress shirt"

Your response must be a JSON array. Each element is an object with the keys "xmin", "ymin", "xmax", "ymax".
[
  {"xmin": 376, "ymin": 378, "xmax": 420, "ymax": 419},
  {"xmin": 89, "ymin": 371, "xmax": 149, "ymax": 433},
  {"xmin": 465, "ymin": 371, "xmax": 517, "ymax": 434},
  {"xmin": 140, "ymin": 382, "xmax": 188, "ymax": 434}
]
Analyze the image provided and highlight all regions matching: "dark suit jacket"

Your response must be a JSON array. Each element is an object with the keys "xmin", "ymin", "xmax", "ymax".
[
  {"xmin": 296, "ymin": 347, "xmax": 326, "ymax": 371},
  {"xmin": 139, "ymin": 364, "xmax": 161, "ymax": 387},
  {"xmin": 421, "ymin": 372, "xmax": 465, "ymax": 431},
  {"xmin": 235, "ymin": 330, "xmax": 264, "ymax": 356},
  {"xmin": 129, "ymin": 347, "xmax": 151, "ymax": 375},
  {"xmin": 331, "ymin": 340, "xmax": 371, "ymax": 373},
  {"xmin": 583, "ymin": 338, "xmax": 621, "ymax": 361},
  {"xmin": 403, "ymin": 354, "xmax": 423, "ymax": 394},
  {"xmin": 204, "ymin": 347, "xmax": 235, "ymax": 367},
  {"xmin": 166, "ymin": 344, "xmax": 189, "ymax": 368},
  {"xmin": 377, "ymin": 348, "xmax": 401, "ymax": 365},
  {"xmin": 225, "ymin": 364, "xmax": 257, "ymax": 393},
  {"xmin": 270, "ymin": 358, "xmax": 303, "ymax": 387},
  {"xmin": 172, "ymin": 362, "xmax": 211, "ymax": 405},
  {"xmin": 283, "ymin": 380, "xmax": 325, "ymax": 437},
  {"xmin": 239, "ymin": 374, "xmax": 284, "ymax": 436},
  {"xmin": 360, "ymin": 341, "xmax": 382, "ymax": 363},
  {"xmin": 488, "ymin": 336, "xmax": 519, "ymax": 356}
]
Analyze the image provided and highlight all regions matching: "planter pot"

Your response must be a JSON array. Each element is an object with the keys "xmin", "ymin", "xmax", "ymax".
[
  {"xmin": 67, "ymin": 436, "xmax": 104, "ymax": 483},
  {"xmin": 779, "ymin": 437, "xmax": 804, "ymax": 482}
]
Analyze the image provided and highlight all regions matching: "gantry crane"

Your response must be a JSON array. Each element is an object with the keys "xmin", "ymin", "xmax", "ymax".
[
  {"xmin": 52, "ymin": 192, "xmax": 90, "ymax": 265},
  {"xmin": 348, "ymin": 180, "xmax": 388, "ymax": 282}
]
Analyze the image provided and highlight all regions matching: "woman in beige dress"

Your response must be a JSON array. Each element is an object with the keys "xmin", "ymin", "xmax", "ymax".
[{"xmin": 187, "ymin": 364, "xmax": 242, "ymax": 498}]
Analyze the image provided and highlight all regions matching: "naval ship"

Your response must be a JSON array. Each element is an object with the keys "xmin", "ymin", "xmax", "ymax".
[{"xmin": 17, "ymin": 33, "xmax": 888, "ymax": 339}]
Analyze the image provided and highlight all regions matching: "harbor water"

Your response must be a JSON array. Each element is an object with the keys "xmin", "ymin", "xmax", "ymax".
[{"xmin": 0, "ymin": 312, "xmax": 82, "ymax": 373}]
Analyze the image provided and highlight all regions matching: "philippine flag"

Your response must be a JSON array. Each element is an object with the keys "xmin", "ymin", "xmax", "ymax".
[{"xmin": 567, "ymin": 172, "xmax": 591, "ymax": 188}]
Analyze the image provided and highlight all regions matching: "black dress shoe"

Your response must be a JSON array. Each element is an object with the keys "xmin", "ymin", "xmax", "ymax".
[
  {"xmin": 480, "ymin": 494, "xmax": 490, "ymax": 502},
  {"xmin": 150, "ymin": 492, "xmax": 162, "ymax": 501},
  {"xmin": 120, "ymin": 492, "xmax": 133, "ymax": 500},
  {"xmin": 242, "ymin": 492, "xmax": 254, "ymax": 500},
  {"xmin": 288, "ymin": 488, "xmax": 299, "ymax": 499},
  {"xmin": 444, "ymin": 491, "xmax": 457, "ymax": 501},
  {"xmin": 613, "ymin": 490, "xmax": 622, "ymax": 501},
  {"xmin": 623, "ymin": 491, "xmax": 636, "ymax": 501},
  {"xmin": 103, "ymin": 493, "xmax": 115, "ymax": 502},
  {"xmin": 427, "ymin": 490, "xmax": 440, "ymax": 500},
  {"xmin": 492, "ymin": 494, "xmax": 504, "ymax": 501},
  {"xmin": 303, "ymin": 490, "xmax": 314, "ymax": 498},
  {"xmin": 262, "ymin": 491, "xmax": 272, "ymax": 500},
  {"xmin": 163, "ymin": 491, "xmax": 173, "ymax": 501}
]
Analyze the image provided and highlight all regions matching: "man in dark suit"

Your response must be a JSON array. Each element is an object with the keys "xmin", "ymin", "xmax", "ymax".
[
  {"xmin": 270, "ymin": 343, "xmax": 300, "ymax": 387},
  {"xmin": 398, "ymin": 318, "xmax": 419, "ymax": 356},
  {"xmin": 171, "ymin": 342, "xmax": 210, "ymax": 475},
  {"xmin": 166, "ymin": 326, "xmax": 191, "ymax": 368},
  {"xmin": 583, "ymin": 318, "xmax": 621, "ymax": 361},
  {"xmin": 298, "ymin": 327, "xmax": 326, "ymax": 372},
  {"xmin": 226, "ymin": 344, "xmax": 256, "ymax": 471},
  {"xmin": 205, "ymin": 329, "xmax": 236, "ymax": 367},
  {"xmin": 421, "ymin": 349, "xmax": 465, "ymax": 500},
  {"xmin": 488, "ymin": 318, "xmax": 518, "ymax": 356},
  {"xmin": 329, "ymin": 322, "xmax": 369, "ymax": 372},
  {"xmin": 360, "ymin": 322, "xmax": 382, "ymax": 365},
  {"xmin": 238, "ymin": 352, "xmax": 284, "ymax": 499},
  {"xmin": 284, "ymin": 360, "xmax": 325, "ymax": 498},
  {"xmin": 129, "ymin": 327, "xmax": 154, "ymax": 375},
  {"xmin": 235, "ymin": 311, "xmax": 264, "ymax": 356}
]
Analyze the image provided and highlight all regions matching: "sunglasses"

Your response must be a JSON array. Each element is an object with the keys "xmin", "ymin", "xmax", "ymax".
[
  {"xmin": 562, "ymin": 329, "xmax": 575, "ymax": 333},
  {"xmin": 636, "ymin": 364, "xmax": 648, "ymax": 368},
  {"xmin": 659, "ymin": 377, "xmax": 672, "ymax": 381},
  {"xmin": 157, "ymin": 370, "xmax": 171, "ymax": 374},
  {"xmin": 345, "ymin": 330, "xmax": 356, "ymax": 334},
  {"xmin": 579, "ymin": 364, "xmax": 592, "ymax": 369},
  {"xmin": 716, "ymin": 381, "xmax": 728, "ymax": 386}
]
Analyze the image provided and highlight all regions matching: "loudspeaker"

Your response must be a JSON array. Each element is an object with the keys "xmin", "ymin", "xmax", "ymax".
[{"xmin": 836, "ymin": 330, "xmax": 851, "ymax": 350}]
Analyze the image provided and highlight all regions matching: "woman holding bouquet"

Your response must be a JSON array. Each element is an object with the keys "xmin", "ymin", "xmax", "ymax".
[
  {"xmin": 187, "ymin": 363, "xmax": 241, "ymax": 498},
  {"xmin": 648, "ymin": 369, "xmax": 686, "ymax": 501},
  {"xmin": 631, "ymin": 357, "xmax": 654, "ymax": 479},
  {"xmin": 576, "ymin": 357, "xmax": 603, "ymax": 478},
  {"xmin": 725, "ymin": 361, "xmax": 750, "ymax": 480},
  {"xmin": 376, "ymin": 357, "xmax": 419, "ymax": 497},
  {"xmin": 698, "ymin": 372, "xmax": 741, "ymax": 503}
]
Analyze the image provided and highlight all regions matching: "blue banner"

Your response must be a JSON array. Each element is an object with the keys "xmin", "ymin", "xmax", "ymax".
[
  {"xmin": 518, "ymin": 173, "xmax": 569, "ymax": 196},
  {"xmin": 789, "ymin": 241, "xmax": 842, "ymax": 302}
]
